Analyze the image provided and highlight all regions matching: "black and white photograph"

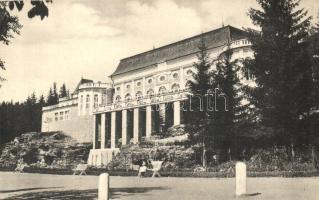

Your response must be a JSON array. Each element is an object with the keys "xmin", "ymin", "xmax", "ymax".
[{"xmin": 0, "ymin": 0, "xmax": 319, "ymax": 199}]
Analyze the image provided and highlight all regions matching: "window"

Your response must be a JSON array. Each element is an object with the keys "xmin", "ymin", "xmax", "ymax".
[
  {"xmin": 244, "ymin": 68, "xmax": 254, "ymax": 80},
  {"xmin": 65, "ymin": 110, "xmax": 69, "ymax": 120},
  {"xmin": 171, "ymin": 83, "xmax": 180, "ymax": 92},
  {"xmin": 172, "ymin": 72, "xmax": 179, "ymax": 79},
  {"xmin": 80, "ymin": 95, "xmax": 83, "ymax": 110},
  {"xmin": 125, "ymin": 93, "xmax": 132, "ymax": 101},
  {"xmin": 159, "ymin": 76, "xmax": 165, "ymax": 81},
  {"xmin": 94, "ymin": 94, "xmax": 98, "ymax": 108},
  {"xmin": 147, "ymin": 78, "xmax": 153, "ymax": 84},
  {"xmin": 147, "ymin": 89, "xmax": 154, "ymax": 97},
  {"xmin": 136, "ymin": 91, "xmax": 143, "ymax": 100},
  {"xmin": 186, "ymin": 69, "xmax": 193, "ymax": 76},
  {"xmin": 159, "ymin": 86, "xmax": 167, "ymax": 94},
  {"xmin": 185, "ymin": 81, "xmax": 192, "ymax": 90},
  {"xmin": 136, "ymin": 81, "xmax": 142, "ymax": 87},
  {"xmin": 86, "ymin": 94, "xmax": 90, "ymax": 108},
  {"xmin": 116, "ymin": 87, "xmax": 120, "ymax": 91},
  {"xmin": 55, "ymin": 113, "xmax": 59, "ymax": 121},
  {"xmin": 60, "ymin": 111, "xmax": 64, "ymax": 120},
  {"xmin": 126, "ymin": 84, "xmax": 131, "ymax": 89},
  {"xmin": 115, "ymin": 95, "xmax": 121, "ymax": 102}
]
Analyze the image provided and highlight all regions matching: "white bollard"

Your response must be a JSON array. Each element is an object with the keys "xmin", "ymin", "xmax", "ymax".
[
  {"xmin": 236, "ymin": 162, "xmax": 246, "ymax": 196},
  {"xmin": 98, "ymin": 173, "xmax": 109, "ymax": 200}
]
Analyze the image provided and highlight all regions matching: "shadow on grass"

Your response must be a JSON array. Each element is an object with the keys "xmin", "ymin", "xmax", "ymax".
[{"xmin": 4, "ymin": 187, "xmax": 169, "ymax": 200}]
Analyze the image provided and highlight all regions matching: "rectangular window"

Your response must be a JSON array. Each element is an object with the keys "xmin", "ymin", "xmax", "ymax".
[
  {"xmin": 94, "ymin": 94, "xmax": 98, "ymax": 108},
  {"xmin": 55, "ymin": 113, "xmax": 59, "ymax": 121},
  {"xmin": 86, "ymin": 94, "xmax": 90, "ymax": 109},
  {"xmin": 80, "ymin": 95, "xmax": 83, "ymax": 110},
  {"xmin": 60, "ymin": 111, "xmax": 64, "ymax": 120},
  {"xmin": 65, "ymin": 110, "xmax": 69, "ymax": 120}
]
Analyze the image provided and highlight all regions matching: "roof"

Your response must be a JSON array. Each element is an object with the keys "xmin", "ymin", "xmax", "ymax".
[
  {"xmin": 111, "ymin": 25, "xmax": 247, "ymax": 76},
  {"xmin": 73, "ymin": 78, "xmax": 93, "ymax": 94}
]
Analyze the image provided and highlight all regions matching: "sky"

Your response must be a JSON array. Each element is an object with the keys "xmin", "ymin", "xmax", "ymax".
[{"xmin": 0, "ymin": 0, "xmax": 318, "ymax": 102}]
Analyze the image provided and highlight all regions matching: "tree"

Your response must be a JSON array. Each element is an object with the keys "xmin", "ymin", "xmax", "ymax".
[
  {"xmin": 244, "ymin": 0, "xmax": 314, "ymax": 148},
  {"xmin": 210, "ymin": 46, "xmax": 254, "ymax": 161},
  {"xmin": 188, "ymin": 36, "xmax": 214, "ymax": 167},
  {"xmin": 59, "ymin": 83, "xmax": 68, "ymax": 98},
  {"xmin": 0, "ymin": 3, "xmax": 22, "ymax": 86},
  {"xmin": 0, "ymin": 1, "xmax": 51, "ymax": 86},
  {"xmin": 46, "ymin": 82, "xmax": 58, "ymax": 106}
]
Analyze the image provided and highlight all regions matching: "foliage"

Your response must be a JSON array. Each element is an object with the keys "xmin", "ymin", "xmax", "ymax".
[
  {"xmin": 0, "ymin": 82, "xmax": 68, "ymax": 145},
  {"xmin": 0, "ymin": 0, "xmax": 51, "ymax": 85},
  {"xmin": 244, "ymin": 0, "xmax": 315, "ymax": 146},
  {"xmin": 0, "ymin": 131, "xmax": 91, "ymax": 169},
  {"xmin": 209, "ymin": 46, "xmax": 255, "ymax": 160}
]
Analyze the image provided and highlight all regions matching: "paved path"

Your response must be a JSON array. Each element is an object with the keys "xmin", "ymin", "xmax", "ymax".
[{"xmin": 0, "ymin": 172, "xmax": 319, "ymax": 199}]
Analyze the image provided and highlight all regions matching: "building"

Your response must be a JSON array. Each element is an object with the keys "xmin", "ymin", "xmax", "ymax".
[
  {"xmin": 41, "ymin": 78, "xmax": 113, "ymax": 143},
  {"xmin": 87, "ymin": 25, "xmax": 254, "ymax": 166}
]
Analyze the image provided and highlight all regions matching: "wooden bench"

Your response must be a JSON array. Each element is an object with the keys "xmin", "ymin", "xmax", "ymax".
[
  {"xmin": 150, "ymin": 161, "xmax": 163, "ymax": 177},
  {"xmin": 73, "ymin": 164, "xmax": 88, "ymax": 175}
]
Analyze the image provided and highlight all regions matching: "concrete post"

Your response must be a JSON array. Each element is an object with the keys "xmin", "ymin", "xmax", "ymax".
[
  {"xmin": 122, "ymin": 110, "xmax": 127, "ymax": 145},
  {"xmin": 173, "ymin": 101, "xmax": 181, "ymax": 126},
  {"xmin": 133, "ymin": 108, "xmax": 139, "ymax": 144},
  {"xmin": 146, "ymin": 106, "xmax": 152, "ymax": 137},
  {"xmin": 111, "ymin": 112, "xmax": 116, "ymax": 149},
  {"xmin": 236, "ymin": 162, "xmax": 247, "ymax": 196},
  {"xmin": 101, "ymin": 113, "xmax": 106, "ymax": 149},
  {"xmin": 98, "ymin": 173, "xmax": 109, "ymax": 200}
]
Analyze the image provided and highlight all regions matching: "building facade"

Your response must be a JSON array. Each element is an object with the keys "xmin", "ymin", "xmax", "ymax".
[
  {"xmin": 87, "ymin": 26, "xmax": 254, "ymax": 166},
  {"xmin": 41, "ymin": 79, "xmax": 113, "ymax": 143}
]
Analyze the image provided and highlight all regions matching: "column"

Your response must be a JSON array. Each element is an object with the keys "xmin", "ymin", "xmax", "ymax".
[
  {"xmin": 133, "ymin": 108, "xmax": 139, "ymax": 144},
  {"xmin": 111, "ymin": 112, "xmax": 116, "ymax": 149},
  {"xmin": 101, "ymin": 113, "xmax": 106, "ymax": 149},
  {"xmin": 146, "ymin": 106, "xmax": 152, "ymax": 137},
  {"xmin": 122, "ymin": 110, "xmax": 127, "ymax": 145},
  {"xmin": 174, "ymin": 101, "xmax": 181, "ymax": 126},
  {"xmin": 93, "ymin": 114, "xmax": 96, "ymax": 149}
]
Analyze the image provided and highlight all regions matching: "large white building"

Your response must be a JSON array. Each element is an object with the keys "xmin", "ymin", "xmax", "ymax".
[{"xmin": 41, "ymin": 25, "xmax": 253, "ymax": 166}]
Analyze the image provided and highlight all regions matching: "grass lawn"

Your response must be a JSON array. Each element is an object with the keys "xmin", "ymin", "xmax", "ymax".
[{"xmin": 0, "ymin": 172, "xmax": 318, "ymax": 199}]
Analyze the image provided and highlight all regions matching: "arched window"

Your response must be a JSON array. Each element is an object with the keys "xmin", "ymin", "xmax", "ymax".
[
  {"xmin": 158, "ymin": 86, "xmax": 167, "ymax": 95},
  {"xmin": 185, "ymin": 81, "xmax": 192, "ymax": 90},
  {"xmin": 135, "ymin": 91, "xmax": 143, "ymax": 100},
  {"xmin": 115, "ymin": 95, "xmax": 121, "ymax": 102},
  {"xmin": 125, "ymin": 93, "xmax": 132, "ymax": 101},
  {"xmin": 171, "ymin": 83, "xmax": 180, "ymax": 92},
  {"xmin": 147, "ymin": 89, "xmax": 154, "ymax": 97}
]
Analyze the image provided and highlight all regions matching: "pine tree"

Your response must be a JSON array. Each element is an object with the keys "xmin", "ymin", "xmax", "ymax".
[
  {"xmin": 46, "ymin": 82, "xmax": 59, "ymax": 106},
  {"xmin": 244, "ymin": 0, "xmax": 314, "ymax": 147},
  {"xmin": 188, "ymin": 36, "xmax": 214, "ymax": 167},
  {"xmin": 59, "ymin": 83, "xmax": 68, "ymax": 98}
]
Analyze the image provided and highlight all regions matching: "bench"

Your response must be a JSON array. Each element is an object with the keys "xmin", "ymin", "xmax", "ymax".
[
  {"xmin": 150, "ymin": 161, "xmax": 163, "ymax": 177},
  {"xmin": 73, "ymin": 164, "xmax": 88, "ymax": 175}
]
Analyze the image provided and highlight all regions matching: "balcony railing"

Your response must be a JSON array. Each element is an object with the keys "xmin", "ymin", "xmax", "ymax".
[
  {"xmin": 79, "ymin": 82, "xmax": 110, "ymax": 90},
  {"xmin": 93, "ymin": 90, "xmax": 189, "ymax": 113}
]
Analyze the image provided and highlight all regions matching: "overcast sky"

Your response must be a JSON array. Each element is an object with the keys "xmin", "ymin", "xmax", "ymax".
[{"xmin": 0, "ymin": 0, "xmax": 318, "ymax": 102}]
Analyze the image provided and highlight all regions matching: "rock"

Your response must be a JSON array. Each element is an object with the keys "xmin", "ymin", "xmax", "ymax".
[{"xmin": 0, "ymin": 131, "xmax": 92, "ymax": 169}]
